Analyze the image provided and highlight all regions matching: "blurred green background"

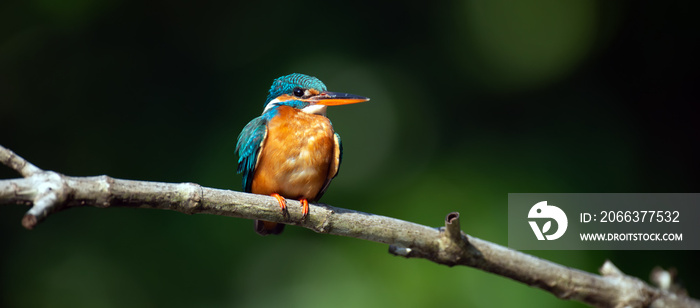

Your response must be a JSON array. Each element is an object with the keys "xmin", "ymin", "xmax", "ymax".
[{"xmin": 1, "ymin": 0, "xmax": 698, "ymax": 307}]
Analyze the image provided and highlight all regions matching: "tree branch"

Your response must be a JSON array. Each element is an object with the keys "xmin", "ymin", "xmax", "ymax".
[{"xmin": 1, "ymin": 144, "xmax": 697, "ymax": 308}]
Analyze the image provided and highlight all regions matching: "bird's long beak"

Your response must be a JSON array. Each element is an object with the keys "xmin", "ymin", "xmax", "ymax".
[{"xmin": 304, "ymin": 91, "xmax": 370, "ymax": 106}]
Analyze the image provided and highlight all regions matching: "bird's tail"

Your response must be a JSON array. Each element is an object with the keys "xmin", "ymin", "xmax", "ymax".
[{"xmin": 255, "ymin": 220, "xmax": 285, "ymax": 235}]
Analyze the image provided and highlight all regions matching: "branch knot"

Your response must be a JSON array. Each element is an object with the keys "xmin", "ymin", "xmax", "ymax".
[
  {"xmin": 436, "ymin": 212, "xmax": 481, "ymax": 266},
  {"xmin": 23, "ymin": 171, "xmax": 70, "ymax": 229},
  {"xmin": 179, "ymin": 182, "xmax": 203, "ymax": 214}
]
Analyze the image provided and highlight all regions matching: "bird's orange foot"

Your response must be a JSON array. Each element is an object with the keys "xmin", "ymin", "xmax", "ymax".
[
  {"xmin": 271, "ymin": 193, "xmax": 289, "ymax": 217},
  {"xmin": 300, "ymin": 199, "xmax": 309, "ymax": 219}
]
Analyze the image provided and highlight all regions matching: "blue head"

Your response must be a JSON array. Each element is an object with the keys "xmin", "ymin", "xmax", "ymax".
[
  {"xmin": 261, "ymin": 73, "xmax": 369, "ymax": 118},
  {"xmin": 265, "ymin": 73, "xmax": 328, "ymax": 106}
]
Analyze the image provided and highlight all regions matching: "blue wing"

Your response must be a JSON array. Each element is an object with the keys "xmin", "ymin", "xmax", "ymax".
[{"xmin": 236, "ymin": 116, "xmax": 268, "ymax": 192}]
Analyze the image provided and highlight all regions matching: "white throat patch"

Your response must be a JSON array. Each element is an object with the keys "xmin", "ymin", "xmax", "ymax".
[{"xmin": 301, "ymin": 104, "xmax": 327, "ymax": 116}]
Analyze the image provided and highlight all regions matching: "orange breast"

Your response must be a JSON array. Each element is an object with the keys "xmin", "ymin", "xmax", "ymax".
[{"xmin": 251, "ymin": 105, "xmax": 335, "ymax": 201}]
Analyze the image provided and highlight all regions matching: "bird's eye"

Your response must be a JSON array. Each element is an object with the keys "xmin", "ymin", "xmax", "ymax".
[{"xmin": 293, "ymin": 87, "xmax": 304, "ymax": 97}]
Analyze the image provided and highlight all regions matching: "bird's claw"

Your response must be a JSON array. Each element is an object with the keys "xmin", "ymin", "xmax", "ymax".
[
  {"xmin": 300, "ymin": 199, "xmax": 309, "ymax": 219},
  {"xmin": 271, "ymin": 193, "xmax": 289, "ymax": 218}
]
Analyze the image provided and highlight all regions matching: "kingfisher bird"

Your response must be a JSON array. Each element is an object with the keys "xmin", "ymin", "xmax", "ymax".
[{"xmin": 236, "ymin": 73, "xmax": 369, "ymax": 235}]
